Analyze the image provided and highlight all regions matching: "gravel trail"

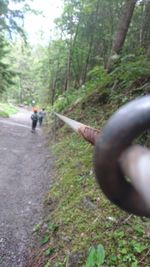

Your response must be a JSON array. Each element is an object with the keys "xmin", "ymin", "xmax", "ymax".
[{"xmin": 0, "ymin": 109, "xmax": 53, "ymax": 267}]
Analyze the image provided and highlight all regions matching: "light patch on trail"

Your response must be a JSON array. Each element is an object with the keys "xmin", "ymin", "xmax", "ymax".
[{"xmin": 0, "ymin": 119, "xmax": 40, "ymax": 130}]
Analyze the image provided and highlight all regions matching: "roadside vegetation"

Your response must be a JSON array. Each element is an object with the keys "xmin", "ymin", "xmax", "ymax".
[{"xmin": 0, "ymin": 103, "xmax": 18, "ymax": 117}]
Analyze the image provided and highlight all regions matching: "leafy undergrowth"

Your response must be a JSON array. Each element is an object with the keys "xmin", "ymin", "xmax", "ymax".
[
  {"xmin": 28, "ymin": 92, "xmax": 150, "ymax": 267},
  {"xmin": 0, "ymin": 102, "xmax": 18, "ymax": 117}
]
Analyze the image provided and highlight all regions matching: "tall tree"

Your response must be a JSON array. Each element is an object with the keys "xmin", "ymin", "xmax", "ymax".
[
  {"xmin": 107, "ymin": 0, "xmax": 138, "ymax": 69},
  {"xmin": 0, "ymin": 0, "xmax": 32, "ymax": 96},
  {"xmin": 0, "ymin": 34, "xmax": 15, "ymax": 94}
]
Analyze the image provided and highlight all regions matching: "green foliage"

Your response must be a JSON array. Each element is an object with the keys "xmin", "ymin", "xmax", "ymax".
[
  {"xmin": 110, "ymin": 55, "xmax": 150, "ymax": 90},
  {"xmin": 0, "ymin": 35, "xmax": 16, "ymax": 94},
  {"xmin": 85, "ymin": 245, "xmax": 105, "ymax": 267},
  {"xmin": 0, "ymin": 0, "xmax": 30, "ymax": 97},
  {"xmin": 45, "ymin": 0, "xmax": 124, "ymax": 103},
  {"xmin": 44, "ymin": 262, "xmax": 50, "ymax": 267},
  {"xmin": 50, "ymin": 86, "xmax": 87, "ymax": 112},
  {"xmin": 48, "ymin": 222, "xmax": 59, "ymax": 232},
  {"xmin": 40, "ymin": 234, "xmax": 49, "ymax": 245},
  {"xmin": 86, "ymin": 65, "xmax": 110, "ymax": 89},
  {"xmin": 4, "ymin": 41, "xmax": 50, "ymax": 104},
  {"xmin": 44, "ymin": 247, "xmax": 55, "ymax": 257},
  {"xmin": 0, "ymin": 0, "xmax": 33, "ymax": 38},
  {"xmin": 0, "ymin": 1, "xmax": 41, "ymax": 102},
  {"xmin": 0, "ymin": 102, "xmax": 18, "ymax": 117},
  {"xmin": 50, "ymin": 53, "xmax": 150, "ymax": 113},
  {"xmin": 43, "ymin": 0, "xmax": 150, "ymax": 105},
  {"xmin": 130, "ymin": 240, "xmax": 147, "ymax": 254},
  {"xmin": 49, "ymin": 66, "xmax": 110, "ymax": 113}
]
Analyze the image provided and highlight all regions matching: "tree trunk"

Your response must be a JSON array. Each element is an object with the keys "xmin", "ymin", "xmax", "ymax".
[
  {"xmin": 64, "ymin": 47, "xmax": 72, "ymax": 91},
  {"xmin": 82, "ymin": 0, "xmax": 100, "ymax": 84},
  {"xmin": 112, "ymin": 0, "xmax": 137, "ymax": 54},
  {"xmin": 107, "ymin": 0, "xmax": 138, "ymax": 70}
]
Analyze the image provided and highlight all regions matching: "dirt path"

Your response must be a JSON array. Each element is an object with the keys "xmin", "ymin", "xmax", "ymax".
[{"xmin": 0, "ymin": 109, "xmax": 53, "ymax": 267}]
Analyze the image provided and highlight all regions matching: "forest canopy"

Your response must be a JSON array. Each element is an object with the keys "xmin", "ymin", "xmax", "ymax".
[{"xmin": 0, "ymin": 0, "xmax": 150, "ymax": 106}]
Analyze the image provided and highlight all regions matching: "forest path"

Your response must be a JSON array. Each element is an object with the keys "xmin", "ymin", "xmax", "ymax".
[{"xmin": 0, "ymin": 108, "xmax": 53, "ymax": 267}]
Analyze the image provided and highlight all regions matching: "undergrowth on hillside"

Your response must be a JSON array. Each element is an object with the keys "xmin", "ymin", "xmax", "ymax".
[
  {"xmin": 29, "ymin": 56, "xmax": 150, "ymax": 267},
  {"xmin": 47, "ymin": 55, "xmax": 150, "ymax": 115}
]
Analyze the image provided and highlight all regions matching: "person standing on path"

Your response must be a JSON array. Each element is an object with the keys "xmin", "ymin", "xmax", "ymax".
[
  {"xmin": 31, "ymin": 110, "xmax": 39, "ymax": 133},
  {"xmin": 38, "ymin": 108, "xmax": 46, "ymax": 126}
]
